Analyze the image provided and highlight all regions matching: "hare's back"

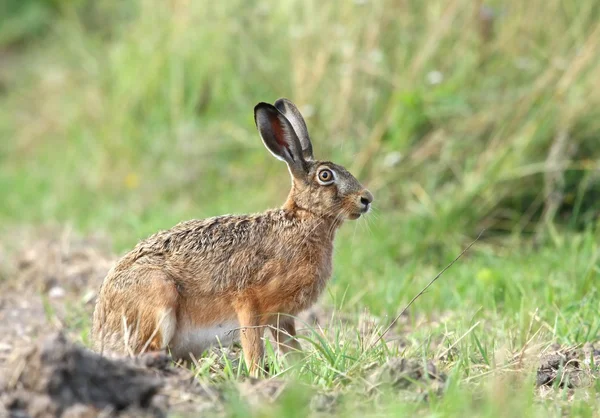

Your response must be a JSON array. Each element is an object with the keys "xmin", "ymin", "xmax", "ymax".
[
  {"xmin": 134, "ymin": 213, "xmax": 271, "ymax": 257},
  {"xmin": 126, "ymin": 211, "xmax": 298, "ymax": 290}
]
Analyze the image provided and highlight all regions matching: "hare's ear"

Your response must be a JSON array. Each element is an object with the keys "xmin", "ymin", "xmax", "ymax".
[
  {"xmin": 254, "ymin": 102, "xmax": 307, "ymax": 178},
  {"xmin": 274, "ymin": 98, "xmax": 314, "ymax": 161}
]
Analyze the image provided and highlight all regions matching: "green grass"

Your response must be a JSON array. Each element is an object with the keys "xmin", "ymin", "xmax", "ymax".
[{"xmin": 1, "ymin": 0, "xmax": 600, "ymax": 416}]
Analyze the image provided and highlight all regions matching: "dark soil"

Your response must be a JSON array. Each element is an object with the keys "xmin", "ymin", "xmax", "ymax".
[
  {"xmin": 536, "ymin": 342, "xmax": 600, "ymax": 388},
  {"xmin": 0, "ymin": 333, "xmax": 164, "ymax": 417}
]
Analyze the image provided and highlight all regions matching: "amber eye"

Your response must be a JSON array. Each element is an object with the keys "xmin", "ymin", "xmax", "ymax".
[{"xmin": 317, "ymin": 168, "xmax": 335, "ymax": 184}]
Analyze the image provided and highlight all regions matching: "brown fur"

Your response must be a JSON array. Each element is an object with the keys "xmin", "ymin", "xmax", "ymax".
[{"xmin": 92, "ymin": 99, "xmax": 373, "ymax": 375}]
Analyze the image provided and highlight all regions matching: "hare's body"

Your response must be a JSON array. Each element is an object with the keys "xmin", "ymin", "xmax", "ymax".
[
  {"xmin": 93, "ymin": 209, "xmax": 337, "ymax": 358},
  {"xmin": 92, "ymin": 99, "xmax": 373, "ymax": 374}
]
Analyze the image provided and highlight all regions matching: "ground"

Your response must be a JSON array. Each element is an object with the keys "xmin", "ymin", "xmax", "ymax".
[{"xmin": 0, "ymin": 227, "xmax": 598, "ymax": 417}]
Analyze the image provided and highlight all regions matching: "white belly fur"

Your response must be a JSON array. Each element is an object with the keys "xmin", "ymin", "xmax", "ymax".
[{"xmin": 169, "ymin": 320, "xmax": 240, "ymax": 359}]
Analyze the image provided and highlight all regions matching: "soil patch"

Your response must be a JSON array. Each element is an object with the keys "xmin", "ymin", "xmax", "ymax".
[
  {"xmin": 0, "ymin": 227, "xmax": 114, "ymax": 374},
  {"xmin": 1, "ymin": 333, "xmax": 164, "ymax": 417},
  {"xmin": 536, "ymin": 342, "xmax": 600, "ymax": 389}
]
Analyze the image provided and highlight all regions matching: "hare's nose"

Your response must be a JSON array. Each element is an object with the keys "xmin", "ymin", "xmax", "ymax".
[
  {"xmin": 359, "ymin": 191, "xmax": 373, "ymax": 212},
  {"xmin": 360, "ymin": 191, "xmax": 374, "ymax": 206}
]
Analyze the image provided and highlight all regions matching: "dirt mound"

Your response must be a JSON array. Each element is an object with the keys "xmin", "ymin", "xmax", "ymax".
[
  {"xmin": 536, "ymin": 342, "xmax": 600, "ymax": 388},
  {"xmin": 0, "ymin": 333, "xmax": 164, "ymax": 417},
  {"xmin": 0, "ymin": 332, "xmax": 242, "ymax": 417}
]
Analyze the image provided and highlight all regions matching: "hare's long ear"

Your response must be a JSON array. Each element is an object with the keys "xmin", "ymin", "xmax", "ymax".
[
  {"xmin": 254, "ymin": 102, "xmax": 307, "ymax": 178},
  {"xmin": 274, "ymin": 98, "xmax": 314, "ymax": 161}
]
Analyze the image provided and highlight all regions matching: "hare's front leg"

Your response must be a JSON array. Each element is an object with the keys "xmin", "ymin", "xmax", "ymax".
[
  {"xmin": 235, "ymin": 303, "xmax": 265, "ymax": 377},
  {"xmin": 272, "ymin": 315, "xmax": 301, "ymax": 354}
]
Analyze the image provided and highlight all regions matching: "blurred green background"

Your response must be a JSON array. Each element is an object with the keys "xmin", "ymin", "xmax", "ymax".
[
  {"xmin": 1, "ymin": 0, "xmax": 600, "ymax": 416},
  {"xmin": 2, "ymin": 0, "xmax": 600, "ymax": 310},
  {"xmin": 1, "ymin": 0, "xmax": 599, "ymax": 312}
]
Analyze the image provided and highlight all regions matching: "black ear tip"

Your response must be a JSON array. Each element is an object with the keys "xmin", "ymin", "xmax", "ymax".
[
  {"xmin": 254, "ymin": 102, "xmax": 278, "ymax": 124},
  {"xmin": 254, "ymin": 102, "xmax": 273, "ymax": 113},
  {"xmin": 274, "ymin": 97, "xmax": 294, "ymax": 108}
]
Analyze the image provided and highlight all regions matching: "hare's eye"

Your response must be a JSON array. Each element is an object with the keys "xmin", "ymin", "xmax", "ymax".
[{"xmin": 318, "ymin": 169, "xmax": 335, "ymax": 185}]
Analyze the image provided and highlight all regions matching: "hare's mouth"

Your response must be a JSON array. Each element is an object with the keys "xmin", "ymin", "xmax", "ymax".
[{"xmin": 348, "ymin": 204, "xmax": 370, "ymax": 220}]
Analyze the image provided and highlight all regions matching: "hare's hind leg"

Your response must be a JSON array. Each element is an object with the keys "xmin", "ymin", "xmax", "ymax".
[
  {"xmin": 93, "ymin": 270, "xmax": 179, "ymax": 355},
  {"xmin": 272, "ymin": 315, "xmax": 302, "ymax": 354},
  {"xmin": 132, "ymin": 271, "xmax": 179, "ymax": 353}
]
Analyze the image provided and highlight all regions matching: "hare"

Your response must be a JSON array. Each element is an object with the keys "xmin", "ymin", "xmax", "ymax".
[{"xmin": 92, "ymin": 98, "xmax": 373, "ymax": 374}]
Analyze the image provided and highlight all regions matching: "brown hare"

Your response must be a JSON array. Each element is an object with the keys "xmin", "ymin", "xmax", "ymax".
[{"xmin": 92, "ymin": 98, "xmax": 373, "ymax": 374}]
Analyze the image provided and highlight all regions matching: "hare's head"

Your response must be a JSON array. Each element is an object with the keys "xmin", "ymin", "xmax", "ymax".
[{"xmin": 255, "ymin": 98, "xmax": 373, "ymax": 221}]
